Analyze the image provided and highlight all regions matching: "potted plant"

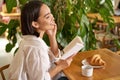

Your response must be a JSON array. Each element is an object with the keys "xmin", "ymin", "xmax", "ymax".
[{"xmin": 0, "ymin": 0, "xmax": 119, "ymax": 53}]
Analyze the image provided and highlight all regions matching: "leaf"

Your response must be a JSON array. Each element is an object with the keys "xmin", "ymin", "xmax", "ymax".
[
  {"xmin": 6, "ymin": 20, "xmax": 19, "ymax": 40},
  {"xmin": 14, "ymin": 47, "xmax": 19, "ymax": 55},
  {"xmin": 12, "ymin": 35, "xmax": 17, "ymax": 46},
  {"xmin": 6, "ymin": 0, "xmax": 17, "ymax": 13},
  {"xmin": 7, "ymin": 20, "xmax": 19, "ymax": 29},
  {"xmin": 0, "ymin": 26, "xmax": 7, "ymax": 36},
  {"xmin": 6, "ymin": 43, "xmax": 13, "ymax": 52},
  {"xmin": 114, "ymin": 39, "xmax": 120, "ymax": 49},
  {"xmin": 81, "ymin": 14, "xmax": 89, "ymax": 27},
  {"xmin": 0, "ymin": 22, "xmax": 8, "ymax": 27}
]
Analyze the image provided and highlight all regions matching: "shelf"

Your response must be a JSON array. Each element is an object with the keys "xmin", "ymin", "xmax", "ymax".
[{"xmin": 0, "ymin": 12, "xmax": 20, "ymax": 17}]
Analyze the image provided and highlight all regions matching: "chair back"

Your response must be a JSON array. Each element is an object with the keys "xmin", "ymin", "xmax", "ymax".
[{"xmin": 0, "ymin": 64, "xmax": 10, "ymax": 80}]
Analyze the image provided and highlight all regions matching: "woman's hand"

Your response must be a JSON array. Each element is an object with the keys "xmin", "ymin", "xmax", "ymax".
[
  {"xmin": 55, "ymin": 54, "xmax": 76, "ymax": 70},
  {"xmin": 49, "ymin": 54, "xmax": 75, "ymax": 78},
  {"xmin": 45, "ymin": 23, "xmax": 57, "ymax": 38}
]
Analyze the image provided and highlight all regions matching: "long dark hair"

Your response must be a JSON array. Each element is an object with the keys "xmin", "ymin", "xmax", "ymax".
[{"xmin": 21, "ymin": 0, "xmax": 44, "ymax": 37}]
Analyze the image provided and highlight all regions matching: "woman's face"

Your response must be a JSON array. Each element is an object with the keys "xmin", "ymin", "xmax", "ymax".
[{"xmin": 36, "ymin": 4, "xmax": 56, "ymax": 32}]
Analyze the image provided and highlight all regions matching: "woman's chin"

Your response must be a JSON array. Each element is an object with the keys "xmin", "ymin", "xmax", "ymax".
[{"xmin": 49, "ymin": 25, "xmax": 55, "ymax": 29}]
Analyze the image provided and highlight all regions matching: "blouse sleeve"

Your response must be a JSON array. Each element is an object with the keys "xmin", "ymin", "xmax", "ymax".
[
  {"xmin": 25, "ymin": 47, "xmax": 51, "ymax": 80},
  {"xmin": 48, "ymin": 48, "xmax": 62, "ymax": 63}
]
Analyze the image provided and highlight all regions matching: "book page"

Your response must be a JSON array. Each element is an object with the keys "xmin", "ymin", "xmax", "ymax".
[{"xmin": 61, "ymin": 36, "xmax": 84, "ymax": 60}]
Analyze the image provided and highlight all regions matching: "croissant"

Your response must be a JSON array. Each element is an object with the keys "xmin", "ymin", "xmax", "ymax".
[{"xmin": 86, "ymin": 54, "xmax": 106, "ymax": 66}]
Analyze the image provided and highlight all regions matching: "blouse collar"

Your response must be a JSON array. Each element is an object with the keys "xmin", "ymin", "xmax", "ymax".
[{"xmin": 22, "ymin": 35, "xmax": 42, "ymax": 41}]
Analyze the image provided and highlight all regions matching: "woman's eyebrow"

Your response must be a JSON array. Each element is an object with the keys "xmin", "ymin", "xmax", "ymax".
[{"xmin": 44, "ymin": 13, "xmax": 50, "ymax": 17}]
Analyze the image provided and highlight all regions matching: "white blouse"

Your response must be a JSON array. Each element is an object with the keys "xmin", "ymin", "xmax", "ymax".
[{"xmin": 8, "ymin": 35, "xmax": 61, "ymax": 80}]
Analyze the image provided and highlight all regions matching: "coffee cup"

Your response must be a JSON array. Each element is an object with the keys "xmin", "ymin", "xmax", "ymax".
[{"xmin": 82, "ymin": 65, "xmax": 93, "ymax": 77}]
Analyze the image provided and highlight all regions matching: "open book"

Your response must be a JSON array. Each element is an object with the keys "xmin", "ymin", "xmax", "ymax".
[{"xmin": 61, "ymin": 36, "xmax": 84, "ymax": 60}]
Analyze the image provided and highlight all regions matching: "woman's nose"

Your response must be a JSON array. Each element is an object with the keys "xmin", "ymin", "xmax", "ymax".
[{"xmin": 51, "ymin": 14, "xmax": 55, "ymax": 21}]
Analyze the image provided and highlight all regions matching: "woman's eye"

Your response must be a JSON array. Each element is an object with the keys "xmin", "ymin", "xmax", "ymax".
[{"xmin": 46, "ymin": 16, "xmax": 50, "ymax": 19}]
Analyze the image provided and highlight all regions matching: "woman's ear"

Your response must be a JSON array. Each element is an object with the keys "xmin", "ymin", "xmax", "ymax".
[{"xmin": 32, "ymin": 21, "xmax": 39, "ymax": 28}]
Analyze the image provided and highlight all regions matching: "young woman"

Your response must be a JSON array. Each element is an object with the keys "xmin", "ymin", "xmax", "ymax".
[{"xmin": 8, "ymin": 0, "xmax": 74, "ymax": 80}]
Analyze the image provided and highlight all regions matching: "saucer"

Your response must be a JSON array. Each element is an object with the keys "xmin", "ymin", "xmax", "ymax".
[{"xmin": 81, "ymin": 59, "xmax": 104, "ymax": 68}]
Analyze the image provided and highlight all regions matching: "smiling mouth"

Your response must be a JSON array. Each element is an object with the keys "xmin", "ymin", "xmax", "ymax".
[{"xmin": 51, "ymin": 22, "xmax": 56, "ymax": 26}]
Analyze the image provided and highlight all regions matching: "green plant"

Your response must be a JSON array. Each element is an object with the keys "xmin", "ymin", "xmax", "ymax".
[
  {"xmin": 0, "ymin": 0, "xmax": 28, "ymax": 53},
  {"xmin": 0, "ymin": 0, "xmax": 119, "ymax": 53},
  {"xmin": 48, "ymin": 0, "xmax": 116, "ymax": 50}
]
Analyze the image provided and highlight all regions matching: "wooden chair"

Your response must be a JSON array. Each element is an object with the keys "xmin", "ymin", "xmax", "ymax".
[
  {"xmin": 0, "ymin": 64, "xmax": 10, "ymax": 80},
  {"xmin": 93, "ymin": 22, "xmax": 119, "ymax": 51}
]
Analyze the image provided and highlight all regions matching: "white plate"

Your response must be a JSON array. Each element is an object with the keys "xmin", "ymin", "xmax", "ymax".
[{"xmin": 81, "ymin": 59, "xmax": 104, "ymax": 68}]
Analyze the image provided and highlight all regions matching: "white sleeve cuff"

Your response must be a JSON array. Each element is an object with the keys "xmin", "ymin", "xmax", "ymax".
[
  {"xmin": 44, "ymin": 72, "xmax": 51, "ymax": 80},
  {"xmin": 49, "ymin": 49, "xmax": 62, "ymax": 63}
]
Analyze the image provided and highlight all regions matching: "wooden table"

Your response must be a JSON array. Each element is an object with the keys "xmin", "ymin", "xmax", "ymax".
[
  {"xmin": 63, "ymin": 49, "xmax": 120, "ymax": 80},
  {"xmin": 87, "ymin": 13, "xmax": 120, "ymax": 23}
]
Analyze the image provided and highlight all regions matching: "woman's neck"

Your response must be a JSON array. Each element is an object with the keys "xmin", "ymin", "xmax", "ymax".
[{"xmin": 40, "ymin": 31, "xmax": 45, "ymax": 38}]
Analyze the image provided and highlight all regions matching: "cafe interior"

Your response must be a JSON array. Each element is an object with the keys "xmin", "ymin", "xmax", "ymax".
[{"xmin": 0, "ymin": 0, "xmax": 120, "ymax": 80}]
